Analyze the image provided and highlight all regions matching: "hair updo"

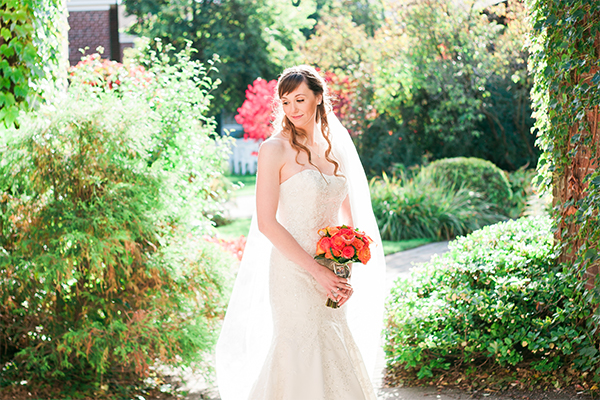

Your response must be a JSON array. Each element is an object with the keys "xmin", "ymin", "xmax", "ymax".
[{"xmin": 273, "ymin": 65, "xmax": 340, "ymax": 177}]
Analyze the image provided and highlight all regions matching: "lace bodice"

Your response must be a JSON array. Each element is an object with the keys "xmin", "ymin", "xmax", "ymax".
[{"xmin": 277, "ymin": 169, "xmax": 348, "ymax": 255}]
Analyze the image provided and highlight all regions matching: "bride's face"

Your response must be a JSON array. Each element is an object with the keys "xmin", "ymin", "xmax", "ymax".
[{"xmin": 280, "ymin": 81, "xmax": 322, "ymax": 131}]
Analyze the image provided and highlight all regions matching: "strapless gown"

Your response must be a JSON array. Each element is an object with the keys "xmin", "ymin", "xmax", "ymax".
[{"xmin": 248, "ymin": 169, "xmax": 376, "ymax": 400}]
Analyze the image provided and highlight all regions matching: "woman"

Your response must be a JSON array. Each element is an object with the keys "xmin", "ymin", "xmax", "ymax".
[{"xmin": 216, "ymin": 65, "xmax": 386, "ymax": 400}]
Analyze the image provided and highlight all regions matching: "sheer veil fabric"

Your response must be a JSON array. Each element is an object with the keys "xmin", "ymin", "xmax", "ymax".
[{"xmin": 215, "ymin": 112, "xmax": 386, "ymax": 400}]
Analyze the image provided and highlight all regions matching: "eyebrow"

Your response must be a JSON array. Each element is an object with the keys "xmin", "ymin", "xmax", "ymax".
[{"xmin": 281, "ymin": 93, "xmax": 307, "ymax": 100}]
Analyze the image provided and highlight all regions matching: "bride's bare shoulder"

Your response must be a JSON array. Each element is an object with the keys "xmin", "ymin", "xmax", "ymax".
[{"xmin": 259, "ymin": 132, "xmax": 289, "ymax": 154}]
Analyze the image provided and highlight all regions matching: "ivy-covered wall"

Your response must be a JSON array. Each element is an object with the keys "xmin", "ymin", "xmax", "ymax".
[
  {"xmin": 0, "ymin": 0, "xmax": 68, "ymax": 127},
  {"xmin": 528, "ymin": 0, "xmax": 600, "ymax": 288}
]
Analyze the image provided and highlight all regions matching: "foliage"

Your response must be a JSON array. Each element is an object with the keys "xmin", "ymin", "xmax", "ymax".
[
  {"xmin": 235, "ymin": 78, "xmax": 277, "ymax": 140},
  {"xmin": 370, "ymin": 169, "xmax": 504, "ymax": 241},
  {"xmin": 299, "ymin": 12, "xmax": 376, "ymax": 137},
  {"xmin": 370, "ymin": 0, "xmax": 537, "ymax": 172},
  {"xmin": 357, "ymin": 114, "xmax": 427, "ymax": 176},
  {"xmin": 384, "ymin": 216, "xmax": 600, "ymax": 389},
  {"xmin": 312, "ymin": 0, "xmax": 383, "ymax": 37},
  {"xmin": 419, "ymin": 157, "xmax": 513, "ymax": 215},
  {"xmin": 123, "ymin": 0, "xmax": 317, "ymax": 113},
  {"xmin": 506, "ymin": 166, "xmax": 537, "ymax": 219},
  {"xmin": 0, "ymin": 0, "xmax": 67, "ymax": 127},
  {"xmin": 0, "ymin": 46, "xmax": 233, "ymax": 397},
  {"xmin": 527, "ymin": 0, "xmax": 600, "ymax": 285}
]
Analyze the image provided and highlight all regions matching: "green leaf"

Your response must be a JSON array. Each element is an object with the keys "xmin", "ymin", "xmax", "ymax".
[
  {"xmin": 0, "ymin": 43, "xmax": 14, "ymax": 57},
  {"xmin": 584, "ymin": 249, "xmax": 597, "ymax": 260},
  {"xmin": 0, "ymin": 27, "xmax": 11, "ymax": 41}
]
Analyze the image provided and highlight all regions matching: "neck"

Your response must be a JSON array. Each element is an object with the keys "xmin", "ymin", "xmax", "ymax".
[{"xmin": 303, "ymin": 120, "xmax": 320, "ymax": 147}]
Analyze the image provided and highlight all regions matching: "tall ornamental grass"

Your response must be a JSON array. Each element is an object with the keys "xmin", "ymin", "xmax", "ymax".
[
  {"xmin": 370, "ymin": 169, "xmax": 503, "ymax": 241},
  {"xmin": 0, "ymin": 45, "xmax": 233, "ymax": 397}
]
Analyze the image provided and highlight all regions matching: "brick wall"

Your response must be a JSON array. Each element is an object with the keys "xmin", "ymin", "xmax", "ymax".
[{"xmin": 67, "ymin": 10, "xmax": 112, "ymax": 65}]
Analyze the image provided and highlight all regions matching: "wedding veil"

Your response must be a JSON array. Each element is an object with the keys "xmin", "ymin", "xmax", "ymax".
[{"xmin": 215, "ymin": 112, "xmax": 386, "ymax": 399}]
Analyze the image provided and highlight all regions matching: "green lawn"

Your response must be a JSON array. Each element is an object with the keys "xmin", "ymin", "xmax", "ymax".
[
  {"xmin": 382, "ymin": 238, "xmax": 436, "ymax": 255},
  {"xmin": 216, "ymin": 217, "xmax": 435, "ymax": 256},
  {"xmin": 226, "ymin": 174, "xmax": 256, "ymax": 197},
  {"xmin": 215, "ymin": 218, "xmax": 252, "ymax": 239}
]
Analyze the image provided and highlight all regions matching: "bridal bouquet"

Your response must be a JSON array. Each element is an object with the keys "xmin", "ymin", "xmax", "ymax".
[{"xmin": 314, "ymin": 225, "xmax": 373, "ymax": 308}]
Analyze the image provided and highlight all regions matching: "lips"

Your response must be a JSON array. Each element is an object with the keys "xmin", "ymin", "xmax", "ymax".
[{"xmin": 290, "ymin": 115, "xmax": 303, "ymax": 120}]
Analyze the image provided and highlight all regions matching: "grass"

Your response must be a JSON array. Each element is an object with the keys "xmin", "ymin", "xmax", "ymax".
[
  {"xmin": 226, "ymin": 174, "xmax": 256, "ymax": 197},
  {"xmin": 215, "ymin": 218, "xmax": 252, "ymax": 239},
  {"xmin": 382, "ymin": 238, "xmax": 436, "ymax": 255}
]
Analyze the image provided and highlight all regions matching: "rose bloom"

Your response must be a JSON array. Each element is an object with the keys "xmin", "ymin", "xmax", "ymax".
[
  {"xmin": 318, "ymin": 228, "xmax": 329, "ymax": 237},
  {"xmin": 332, "ymin": 248, "xmax": 342, "ymax": 258},
  {"xmin": 316, "ymin": 237, "xmax": 332, "ymax": 255},
  {"xmin": 331, "ymin": 234, "xmax": 346, "ymax": 251},
  {"xmin": 357, "ymin": 247, "xmax": 371, "ymax": 264},
  {"xmin": 327, "ymin": 226, "xmax": 340, "ymax": 236},
  {"xmin": 352, "ymin": 237, "xmax": 365, "ymax": 250},
  {"xmin": 339, "ymin": 231, "xmax": 355, "ymax": 244},
  {"xmin": 341, "ymin": 246, "xmax": 355, "ymax": 259}
]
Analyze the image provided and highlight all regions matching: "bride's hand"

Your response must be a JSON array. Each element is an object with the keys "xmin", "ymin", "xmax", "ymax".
[
  {"xmin": 336, "ymin": 285, "xmax": 353, "ymax": 307},
  {"xmin": 311, "ymin": 265, "xmax": 351, "ymax": 303}
]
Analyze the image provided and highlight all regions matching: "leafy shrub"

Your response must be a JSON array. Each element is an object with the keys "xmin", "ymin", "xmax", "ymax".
[
  {"xmin": 419, "ymin": 157, "xmax": 513, "ymax": 214},
  {"xmin": 370, "ymin": 169, "xmax": 503, "ymax": 241},
  {"xmin": 0, "ymin": 46, "xmax": 233, "ymax": 397},
  {"xmin": 384, "ymin": 216, "xmax": 600, "ymax": 389},
  {"xmin": 506, "ymin": 167, "xmax": 537, "ymax": 219}
]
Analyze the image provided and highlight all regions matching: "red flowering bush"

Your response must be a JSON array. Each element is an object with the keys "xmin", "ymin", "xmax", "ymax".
[
  {"xmin": 235, "ymin": 78, "xmax": 277, "ymax": 140},
  {"xmin": 319, "ymin": 69, "xmax": 377, "ymax": 137},
  {"xmin": 204, "ymin": 235, "xmax": 247, "ymax": 261},
  {"xmin": 68, "ymin": 53, "xmax": 154, "ymax": 91}
]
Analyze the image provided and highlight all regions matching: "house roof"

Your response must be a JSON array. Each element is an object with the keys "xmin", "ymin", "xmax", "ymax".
[{"xmin": 66, "ymin": 0, "xmax": 118, "ymax": 11}]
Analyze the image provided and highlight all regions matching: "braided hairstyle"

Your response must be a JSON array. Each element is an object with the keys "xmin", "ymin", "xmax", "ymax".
[{"xmin": 273, "ymin": 65, "xmax": 341, "ymax": 177}]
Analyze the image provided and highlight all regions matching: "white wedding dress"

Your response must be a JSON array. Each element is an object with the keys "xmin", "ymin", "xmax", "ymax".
[{"xmin": 247, "ymin": 168, "xmax": 377, "ymax": 400}]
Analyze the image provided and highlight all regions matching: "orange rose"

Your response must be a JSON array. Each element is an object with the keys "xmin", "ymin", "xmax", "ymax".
[
  {"xmin": 331, "ymin": 234, "xmax": 346, "ymax": 251},
  {"xmin": 339, "ymin": 230, "xmax": 355, "ymax": 245},
  {"xmin": 327, "ymin": 226, "xmax": 340, "ymax": 236},
  {"xmin": 357, "ymin": 247, "xmax": 371, "ymax": 264},
  {"xmin": 316, "ymin": 237, "xmax": 332, "ymax": 256},
  {"xmin": 342, "ymin": 246, "xmax": 355, "ymax": 259},
  {"xmin": 352, "ymin": 237, "xmax": 364, "ymax": 250},
  {"xmin": 318, "ymin": 228, "xmax": 328, "ymax": 237},
  {"xmin": 332, "ymin": 248, "xmax": 342, "ymax": 258},
  {"xmin": 324, "ymin": 249, "xmax": 334, "ymax": 259}
]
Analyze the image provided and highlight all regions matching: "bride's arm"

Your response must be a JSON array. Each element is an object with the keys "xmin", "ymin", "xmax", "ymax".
[
  {"xmin": 337, "ymin": 194, "xmax": 355, "ymax": 307},
  {"xmin": 256, "ymin": 140, "xmax": 350, "ymax": 303}
]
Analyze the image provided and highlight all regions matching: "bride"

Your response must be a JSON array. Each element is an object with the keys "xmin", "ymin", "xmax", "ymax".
[{"xmin": 216, "ymin": 65, "xmax": 386, "ymax": 400}]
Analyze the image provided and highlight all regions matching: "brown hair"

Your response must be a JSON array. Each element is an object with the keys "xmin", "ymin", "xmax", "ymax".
[{"xmin": 273, "ymin": 65, "xmax": 340, "ymax": 177}]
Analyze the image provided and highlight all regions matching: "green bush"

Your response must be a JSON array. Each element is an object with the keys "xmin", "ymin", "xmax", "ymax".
[
  {"xmin": 370, "ymin": 170, "xmax": 504, "ymax": 241},
  {"xmin": 506, "ymin": 166, "xmax": 537, "ymax": 219},
  {"xmin": 0, "ymin": 46, "xmax": 233, "ymax": 397},
  {"xmin": 419, "ymin": 157, "xmax": 513, "ymax": 214},
  {"xmin": 384, "ymin": 216, "xmax": 600, "ymax": 388}
]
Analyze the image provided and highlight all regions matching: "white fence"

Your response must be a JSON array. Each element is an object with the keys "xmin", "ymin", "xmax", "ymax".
[{"xmin": 229, "ymin": 138, "xmax": 261, "ymax": 175}]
